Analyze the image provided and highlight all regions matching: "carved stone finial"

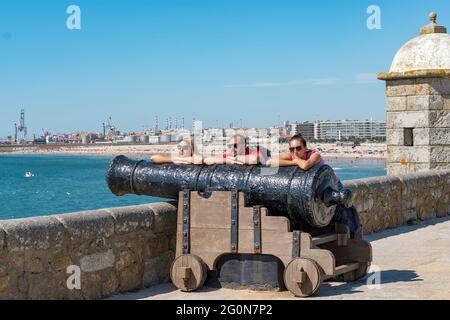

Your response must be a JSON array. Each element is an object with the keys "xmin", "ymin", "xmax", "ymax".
[
  {"xmin": 420, "ymin": 12, "xmax": 447, "ymax": 35},
  {"xmin": 429, "ymin": 12, "xmax": 437, "ymax": 24}
]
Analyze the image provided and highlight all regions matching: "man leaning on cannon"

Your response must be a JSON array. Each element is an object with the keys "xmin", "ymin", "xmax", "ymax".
[{"xmin": 204, "ymin": 134, "xmax": 268, "ymax": 166}]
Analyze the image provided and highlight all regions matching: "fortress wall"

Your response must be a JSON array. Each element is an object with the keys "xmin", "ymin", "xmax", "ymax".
[
  {"xmin": 344, "ymin": 170, "xmax": 450, "ymax": 234},
  {"xmin": 0, "ymin": 202, "xmax": 177, "ymax": 299},
  {"xmin": 0, "ymin": 170, "xmax": 449, "ymax": 299}
]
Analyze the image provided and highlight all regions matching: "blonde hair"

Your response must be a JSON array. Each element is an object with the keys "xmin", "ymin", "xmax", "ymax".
[{"xmin": 178, "ymin": 138, "xmax": 198, "ymax": 156}]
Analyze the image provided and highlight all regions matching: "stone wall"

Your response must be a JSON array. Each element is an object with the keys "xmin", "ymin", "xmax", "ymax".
[
  {"xmin": 0, "ymin": 170, "xmax": 449, "ymax": 299},
  {"xmin": 0, "ymin": 202, "xmax": 177, "ymax": 299},
  {"xmin": 385, "ymin": 77, "xmax": 450, "ymax": 175},
  {"xmin": 343, "ymin": 170, "xmax": 450, "ymax": 234}
]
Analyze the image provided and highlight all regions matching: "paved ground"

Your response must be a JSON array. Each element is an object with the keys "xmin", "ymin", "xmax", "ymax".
[{"xmin": 109, "ymin": 216, "xmax": 450, "ymax": 300}]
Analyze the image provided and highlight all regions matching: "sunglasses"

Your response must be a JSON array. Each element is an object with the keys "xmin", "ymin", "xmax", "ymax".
[
  {"xmin": 177, "ymin": 144, "xmax": 191, "ymax": 150},
  {"xmin": 227, "ymin": 143, "xmax": 239, "ymax": 148},
  {"xmin": 289, "ymin": 146, "xmax": 303, "ymax": 152}
]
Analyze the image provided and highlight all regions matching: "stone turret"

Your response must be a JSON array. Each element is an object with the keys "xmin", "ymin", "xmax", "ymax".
[{"xmin": 378, "ymin": 12, "xmax": 450, "ymax": 175}]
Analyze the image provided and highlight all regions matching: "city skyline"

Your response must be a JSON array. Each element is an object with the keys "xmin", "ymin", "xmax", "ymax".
[
  {"xmin": 1, "ymin": 109, "xmax": 389, "ymax": 141},
  {"xmin": 1, "ymin": 0, "xmax": 448, "ymax": 137}
]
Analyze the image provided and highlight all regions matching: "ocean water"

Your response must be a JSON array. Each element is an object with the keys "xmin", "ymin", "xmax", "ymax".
[{"xmin": 0, "ymin": 155, "xmax": 386, "ymax": 220}]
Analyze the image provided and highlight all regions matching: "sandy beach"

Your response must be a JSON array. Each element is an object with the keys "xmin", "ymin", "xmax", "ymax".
[{"xmin": 0, "ymin": 142, "xmax": 386, "ymax": 164}]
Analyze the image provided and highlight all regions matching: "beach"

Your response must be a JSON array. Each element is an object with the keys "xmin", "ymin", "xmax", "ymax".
[{"xmin": 0, "ymin": 142, "xmax": 386, "ymax": 163}]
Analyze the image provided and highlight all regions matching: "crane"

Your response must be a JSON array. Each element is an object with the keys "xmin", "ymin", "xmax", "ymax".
[
  {"xmin": 103, "ymin": 117, "xmax": 116, "ymax": 141},
  {"xmin": 14, "ymin": 109, "xmax": 27, "ymax": 144}
]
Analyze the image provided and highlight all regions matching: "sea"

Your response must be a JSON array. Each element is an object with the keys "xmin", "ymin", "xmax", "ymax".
[{"xmin": 0, "ymin": 155, "xmax": 386, "ymax": 220}]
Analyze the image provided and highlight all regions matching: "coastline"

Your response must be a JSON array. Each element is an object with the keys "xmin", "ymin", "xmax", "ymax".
[
  {"xmin": 0, "ymin": 143, "xmax": 387, "ymax": 167},
  {"xmin": 0, "ymin": 142, "xmax": 387, "ymax": 163},
  {"xmin": 0, "ymin": 152, "xmax": 386, "ymax": 162}
]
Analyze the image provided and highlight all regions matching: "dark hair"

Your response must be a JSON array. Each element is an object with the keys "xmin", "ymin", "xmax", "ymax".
[{"xmin": 289, "ymin": 134, "xmax": 307, "ymax": 148}]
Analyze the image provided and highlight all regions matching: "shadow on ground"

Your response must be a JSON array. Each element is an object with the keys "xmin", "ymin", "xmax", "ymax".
[
  {"xmin": 109, "ymin": 269, "xmax": 422, "ymax": 300},
  {"xmin": 365, "ymin": 216, "xmax": 450, "ymax": 242},
  {"xmin": 315, "ymin": 269, "xmax": 422, "ymax": 297}
]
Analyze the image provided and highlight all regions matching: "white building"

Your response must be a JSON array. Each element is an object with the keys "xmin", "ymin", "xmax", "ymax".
[{"xmin": 314, "ymin": 120, "xmax": 386, "ymax": 140}]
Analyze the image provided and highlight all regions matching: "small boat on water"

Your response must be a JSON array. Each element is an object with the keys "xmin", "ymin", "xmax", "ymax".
[{"xmin": 24, "ymin": 172, "xmax": 34, "ymax": 178}]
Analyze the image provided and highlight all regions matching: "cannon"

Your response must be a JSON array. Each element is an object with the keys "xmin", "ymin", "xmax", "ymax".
[
  {"xmin": 106, "ymin": 155, "xmax": 372, "ymax": 297},
  {"xmin": 106, "ymin": 155, "xmax": 353, "ymax": 228}
]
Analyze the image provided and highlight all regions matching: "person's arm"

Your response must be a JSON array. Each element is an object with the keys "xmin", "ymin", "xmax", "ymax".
[
  {"xmin": 267, "ymin": 153, "xmax": 322, "ymax": 169},
  {"xmin": 266, "ymin": 152, "xmax": 295, "ymax": 167},
  {"xmin": 173, "ymin": 155, "xmax": 205, "ymax": 164},
  {"xmin": 204, "ymin": 156, "xmax": 226, "ymax": 165},
  {"xmin": 172, "ymin": 157, "xmax": 192, "ymax": 164},
  {"xmin": 236, "ymin": 149, "xmax": 270, "ymax": 165},
  {"xmin": 293, "ymin": 152, "xmax": 322, "ymax": 170},
  {"xmin": 279, "ymin": 152, "xmax": 292, "ymax": 161},
  {"xmin": 235, "ymin": 155, "xmax": 258, "ymax": 165},
  {"xmin": 266, "ymin": 158, "xmax": 297, "ymax": 167},
  {"xmin": 150, "ymin": 154, "xmax": 173, "ymax": 164},
  {"xmin": 191, "ymin": 155, "xmax": 204, "ymax": 165}
]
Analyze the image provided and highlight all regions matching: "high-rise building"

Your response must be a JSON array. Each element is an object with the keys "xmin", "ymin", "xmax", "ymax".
[
  {"xmin": 289, "ymin": 121, "xmax": 315, "ymax": 139},
  {"xmin": 313, "ymin": 120, "xmax": 386, "ymax": 140}
]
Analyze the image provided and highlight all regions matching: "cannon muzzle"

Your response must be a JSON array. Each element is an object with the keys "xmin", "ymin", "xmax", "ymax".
[{"xmin": 106, "ymin": 155, "xmax": 352, "ymax": 228}]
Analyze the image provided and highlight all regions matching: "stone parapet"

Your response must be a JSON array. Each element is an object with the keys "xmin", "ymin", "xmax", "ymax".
[
  {"xmin": 0, "ymin": 202, "xmax": 177, "ymax": 299},
  {"xmin": 344, "ymin": 170, "xmax": 450, "ymax": 234}
]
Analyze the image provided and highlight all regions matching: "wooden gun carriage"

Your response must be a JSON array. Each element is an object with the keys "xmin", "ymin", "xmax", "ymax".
[{"xmin": 170, "ymin": 190, "xmax": 372, "ymax": 297}]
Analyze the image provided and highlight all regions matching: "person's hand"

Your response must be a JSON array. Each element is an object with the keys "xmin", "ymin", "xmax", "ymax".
[
  {"xmin": 244, "ymin": 155, "xmax": 258, "ymax": 165},
  {"xmin": 229, "ymin": 156, "xmax": 247, "ymax": 165},
  {"xmin": 265, "ymin": 159, "xmax": 278, "ymax": 167},
  {"xmin": 292, "ymin": 158, "xmax": 306, "ymax": 169},
  {"xmin": 204, "ymin": 157, "xmax": 217, "ymax": 165},
  {"xmin": 192, "ymin": 156, "xmax": 204, "ymax": 165},
  {"xmin": 226, "ymin": 159, "xmax": 240, "ymax": 165}
]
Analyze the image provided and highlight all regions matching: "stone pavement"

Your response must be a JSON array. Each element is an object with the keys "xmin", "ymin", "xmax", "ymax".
[{"xmin": 109, "ymin": 216, "xmax": 450, "ymax": 300}]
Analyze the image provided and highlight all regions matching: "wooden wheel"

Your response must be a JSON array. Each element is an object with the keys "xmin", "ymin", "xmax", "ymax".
[
  {"xmin": 284, "ymin": 258, "xmax": 322, "ymax": 297},
  {"xmin": 342, "ymin": 262, "xmax": 370, "ymax": 282},
  {"xmin": 170, "ymin": 254, "xmax": 207, "ymax": 292}
]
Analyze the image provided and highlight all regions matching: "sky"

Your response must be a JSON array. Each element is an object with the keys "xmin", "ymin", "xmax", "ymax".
[{"xmin": 0, "ymin": 0, "xmax": 448, "ymax": 137}]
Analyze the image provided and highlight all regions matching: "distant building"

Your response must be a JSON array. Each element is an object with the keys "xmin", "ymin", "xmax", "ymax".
[
  {"xmin": 0, "ymin": 137, "xmax": 10, "ymax": 144},
  {"xmin": 314, "ymin": 120, "xmax": 386, "ymax": 140},
  {"xmin": 289, "ymin": 122, "xmax": 315, "ymax": 139},
  {"xmin": 148, "ymin": 136, "xmax": 161, "ymax": 144}
]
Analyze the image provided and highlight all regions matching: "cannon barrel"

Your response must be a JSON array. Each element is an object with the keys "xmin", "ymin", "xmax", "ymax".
[{"xmin": 105, "ymin": 155, "xmax": 352, "ymax": 228}]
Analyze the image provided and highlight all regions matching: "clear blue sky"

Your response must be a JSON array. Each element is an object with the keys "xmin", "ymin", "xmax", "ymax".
[{"xmin": 0, "ymin": 0, "xmax": 448, "ymax": 137}]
